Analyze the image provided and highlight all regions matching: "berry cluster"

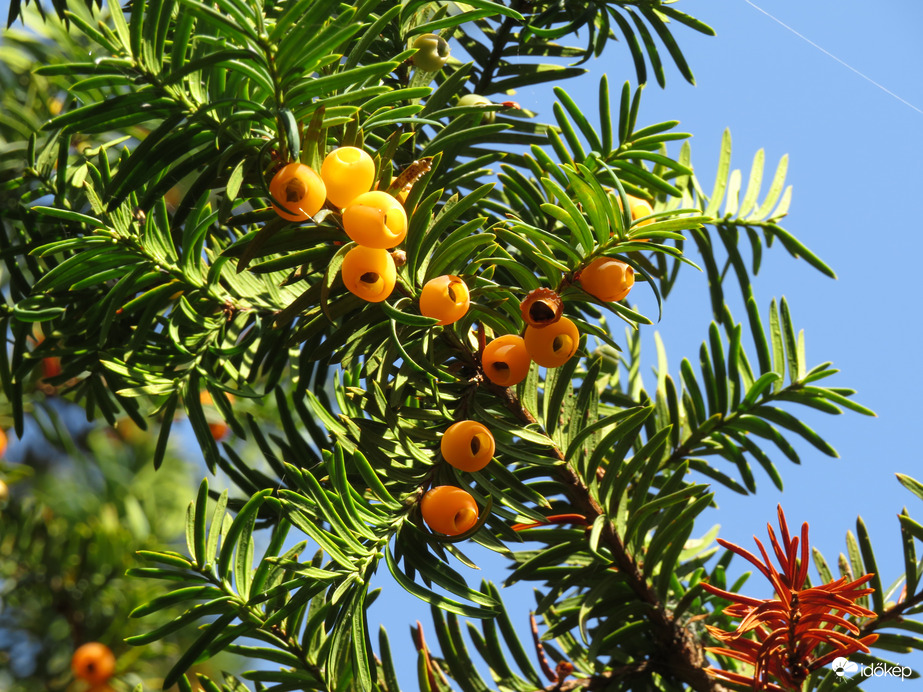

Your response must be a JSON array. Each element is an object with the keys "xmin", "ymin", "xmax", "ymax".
[
  {"xmin": 481, "ymin": 258, "xmax": 635, "ymax": 388},
  {"xmin": 267, "ymin": 144, "xmax": 646, "ymax": 541},
  {"xmin": 421, "ymin": 258, "xmax": 635, "ymax": 535},
  {"xmin": 269, "ymin": 147, "xmax": 473, "ymax": 319},
  {"xmin": 269, "ymin": 147, "xmax": 407, "ymax": 303},
  {"xmin": 420, "ymin": 212, "xmax": 641, "ymax": 534},
  {"xmin": 421, "ymin": 421, "xmax": 495, "ymax": 535}
]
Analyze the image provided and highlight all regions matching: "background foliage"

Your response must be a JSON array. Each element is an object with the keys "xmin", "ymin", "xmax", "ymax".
[{"xmin": 2, "ymin": 1, "xmax": 923, "ymax": 691}]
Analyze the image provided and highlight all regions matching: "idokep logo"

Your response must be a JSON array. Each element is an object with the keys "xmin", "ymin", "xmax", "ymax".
[
  {"xmin": 831, "ymin": 657, "xmax": 913, "ymax": 681},
  {"xmin": 832, "ymin": 657, "xmax": 858, "ymax": 677}
]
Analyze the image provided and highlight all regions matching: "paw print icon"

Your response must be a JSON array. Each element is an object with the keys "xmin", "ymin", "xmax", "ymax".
[{"xmin": 832, "ymin": 657, "xmax": 858, "ymax": 677}]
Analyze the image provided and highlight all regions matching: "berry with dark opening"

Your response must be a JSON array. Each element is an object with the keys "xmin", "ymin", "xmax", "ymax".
[
  {"xmin": 578, "ymin": 257, "xmax": 635, "ymax": 302},
  {"xmin": 321, "ymin": 147, "xmax": 376, "ymax": 209},
  {"xmin": 341, "ymin": 245, "xmax": 397, "ymax": 303},
  {"xmin": 420, "ymin": 275, "xmax": 470, "ymax": 325},
  {"xmin": 269, "ymin": 162, "xmax": 326, "ymax": 222},
  {"xmin": 524, "ymin": 317, "xmax": 580, "ymax": 368},
  {"xmin": 441, "ymin": 421, "xmax": 494, "ymax": 472},
  {"xmin": 520, "ymin": 287, "xmax": 563, "ymax": 328},
  {"xmin": 482, "ymin": 334, "xmax": 531, "ymax": 387},
  {"xmin": 412, "ymin": 33, "xmax": 450, "ymax": 71},
  {"xmin": 420, "ymin": 486, "xmax": 479, "ymax": 536},
  {"xmin": 342, "ymin": 191, "xmax": 408, "ymax": 249},
  {"xmin": 71, "ymin": 642, "xmax": 116, "ymax": 685}
]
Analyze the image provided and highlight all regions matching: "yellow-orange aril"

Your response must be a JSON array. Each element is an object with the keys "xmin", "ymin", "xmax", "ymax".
[
  {"xmin": 614, "ymin": 194, "xmax": 654, "ymax": 239},
  {"xmin": 524, "ymin": 317, "xmax": 580, "ymax": 368},
  {"xmin": 341, "ymin": 246, "xmax": 397, "ymax": 303},
  {"xmin": 321, "ymin": 147, "xmax": 376, "ymax": 209},
  {"xmin": 342, "ymin": 191, "xmax": 408, "ymax": 249},
  {"xmin": 441, "ymin": 421, "xmax": 494, "ymax": 472},
  {"xmin": 579, "ymin": 257, "xmax": 635, "ymax": 303},
  {"xmin": 420, "ymin": 275, "xmax": 469, "ymax": 325},
  {"xmin": 520, "ymin": 287, "xmax": 563, "ymax": 329},
  {"xmin": 0, "ymin": 428, "xmax": 6, "ymax": 457},
  {"xmin": 412, "ymin": 33, "xmax": 450, "ymax": 72},
  {"xmin": 482, "ymin": 334, "xmax": 531, "ymax": 387},
  {"xmin": 269, "ymin": 162, "xmax": 326, "ymax": 222},
  {"xmin": 421, "ymin": 486, "xmax": 479, "ymax": 536},
  {"xmin": 71, "ymin": 642, "xmax": 116, "ymax": 685},
  {"xmin": 627, "ymin": 195, "xmax": 654, "ymax": 225}
]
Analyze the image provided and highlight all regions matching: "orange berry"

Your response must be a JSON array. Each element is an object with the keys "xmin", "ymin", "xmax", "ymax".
[
  {"xmin": 411, "ymin": 33, "xmax": 450, "ymax": 72},
  {"xmin": 200, "ymin": 391, "xmax": 234, "ymax": 441},
  {"xmin": 520, "ymin": 288, "xmax": 563, "ymax": 329},
  {"xmin": 321, "ymin": 146, "xmax": 376, "ymax": 209},
  {"xmin": 578, "ymin": 257, "xmax": 635, "ymax": 302},
  {"xmin": 420, "ymin": 275, "xmax": 469, "ymax": 325},
  {"xmin": 269, "ymin": 162, "xmax": 326, "ymax": 222},
  {"xmin": 420, "ymin": 486, "xmax": 479, "ymax": 536},
  {"xmin": 0, "ymin": 479, "xmax": 8, "ymax": 501},
  {"xmin": 341, "ymin": 245, "xmax": 397, "ymax": 303},
  {"xmin": 0, "ymin": 428, "xmax": 6, "ymax": 457},
  {"xmin": 342, "ymin": 191, "xmax": 408, "ymax": 249},
  {"xmin": 524, "ymin": 317, "xmax": 580, "ymax": 368},
  {"xmin": 441, "ymin": 421, "xmax": 494, "ymax": 472},
  {"xmin": 482, "ymin": 334, "xmax": 531, "ymax": 387},
  {"xmin": 208, "ymin": 422, "xmax": 229, "ymax": 441},
  {"xmin": 71, "ymin": 642, "xmax": 116, "ymax": 685}
]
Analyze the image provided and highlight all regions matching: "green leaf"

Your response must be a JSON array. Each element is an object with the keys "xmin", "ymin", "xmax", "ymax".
[
  {"xmin": 163, "ymin": 613, "xmax": 237, "ymax": 688},
  {"xmin": 898, "ymin": 474, "xmax": 923, "ymax": 503},
  {"xmin": 704, "ymin": 129, "xmax": 731, "ymax": 218},
  {"xmin": 754, "ymin": 154, "xmax": 788, "ymax": 220},
  {"xmin": 855, "ymin": 516, "xmax": 884, "ymax": 613},
  {"xmin": 779, "ymin": 297, "xmax": 800, "ymax": 384},
  {"xmin": 768, "ymin": 298, "xmax": 785, "ymax": 389},
  {"xmin": 385, "ymin": 546, "xmax": 498, "ymax": 619},
  {"xmin": 205, "ymin": 490, "xmax": 229, "ymax": 568},
  {"xmin": 218, "ymin": 489, "xmax": 272, "ymax": 586},
  {"xmin": 125, "ymin": 598, "xmax": 235, "ymax": 644},
  {"xmin": 189, "ymin": 478, "xmax": 209, "ymax": 568},
  {"xmin": 30, "ymin": 206, "xmax": 107, "ymax": 228},
  {"xmin": 130, "ymin": 586, "xmax": 224, "ymax": 618}
]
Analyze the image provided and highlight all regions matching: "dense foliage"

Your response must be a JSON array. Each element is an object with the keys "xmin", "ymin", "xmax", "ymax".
[{"xmin": 3, "ymin": 1, "xmax": 923, "ymax": 690}]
